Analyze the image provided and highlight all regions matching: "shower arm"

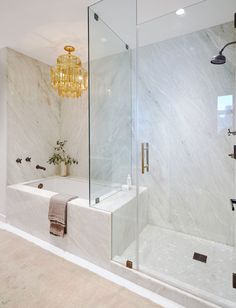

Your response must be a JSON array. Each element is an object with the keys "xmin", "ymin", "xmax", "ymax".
[{"xmin": 219, "ymin": 41, "xmax": 236, "ymax": 55}]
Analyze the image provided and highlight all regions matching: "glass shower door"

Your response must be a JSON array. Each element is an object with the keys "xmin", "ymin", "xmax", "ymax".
[
  {"xmin": 88, "ymin": 0, "xmax": 138, "ymax": 269},
  {"xmin": 137, "ymin": 0, "xmax": 236, "ymax": 305}
]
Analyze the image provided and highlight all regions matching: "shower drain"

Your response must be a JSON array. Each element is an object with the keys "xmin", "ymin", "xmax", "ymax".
[{"xmin": 193, "ymin": 252, "xmax": 207, "ymax": 263}]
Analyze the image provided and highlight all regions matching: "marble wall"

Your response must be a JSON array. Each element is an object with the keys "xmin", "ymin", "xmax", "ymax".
[
  {"xmin": 138, "ymin": 22, "xmax": 236, "ymax": 245},
  {"xmin": 7, "ymin": 48, "xmax": 61, "ymax": 184},
  {"xmin": 5, "ymin": 48, "xmax": 88, "ymax": 185},
  {"xmin": 60, "ymin": 94, "xmax": 89, "ymax": 179},
  {"xmin": 90, "ymin": 51, "xmax": 132, "ymax": 199},
  {"xmin": 0, "ymin": 48, "xmax": 7, "ymax": 220}
]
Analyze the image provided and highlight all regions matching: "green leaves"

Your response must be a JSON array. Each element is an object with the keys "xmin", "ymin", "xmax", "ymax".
[{"xmin": 48, "ymin": 140, "xmax": 78, "ymax": 166}]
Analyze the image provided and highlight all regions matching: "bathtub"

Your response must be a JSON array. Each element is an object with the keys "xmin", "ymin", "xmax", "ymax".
[
  {"xmin": 7, "ymin": 176, "xmax": 111, "ymax": 267},
  {"xmin": 25, "ymin": 176, "xmax": 89, "ymax": 199},
  {"xmin": 7, "ymin": 176, "xmax": 148, "ymax": 270}
]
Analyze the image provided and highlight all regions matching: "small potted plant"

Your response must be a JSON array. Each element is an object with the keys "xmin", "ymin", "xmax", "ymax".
[{"xmin": 48, "ymin": 140, "xmax": 78, "ymax": 176}]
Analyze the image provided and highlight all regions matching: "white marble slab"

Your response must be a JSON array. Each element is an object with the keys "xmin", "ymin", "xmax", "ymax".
[
  {"xmin": 114, "ymin": 224, "xmax": 236, "ymax": 307},
  {"xmin": 6, "ymin": 48, "xmax": 61, "ymax": 184},
  {"xmin": 137, "ymin": 21, "xmax": 236, "ymax": 245},
  {"xmin": 7, "ymin": 183, "xmax": 111, "ymax": 268}
]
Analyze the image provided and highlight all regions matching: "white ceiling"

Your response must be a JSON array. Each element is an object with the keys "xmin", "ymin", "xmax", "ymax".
[
  {"xmin": 0, "ymin": 0, "xmax": 235, "ymax": 65},
  {"xmin": 0, "ymin": 0, "xmax": 96, "ymax": 65},
  {"xmin": 137, "ymin": 0, "xmax": 205, "ymax": 24}
]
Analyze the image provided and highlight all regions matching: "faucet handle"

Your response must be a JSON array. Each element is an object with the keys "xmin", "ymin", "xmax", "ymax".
[
  {"xmin": 25, "ymin": 157, "xmax": 31, "ymax": 162},
  {"xmin": 230, "ymin": 199, "xmax": 236, "ymax": 211},
  {"xmin": 228, "ymin": 129, "xmax": 236, "ymax": 136},
  {"xmin": 16, "ymin": 158, "xmax": 22, "ymax": 164}
]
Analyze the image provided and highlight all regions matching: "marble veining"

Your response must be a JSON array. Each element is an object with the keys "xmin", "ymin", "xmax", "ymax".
[
  {"xmin": 137, "ymin": 22, "xmax": 236, "ymax": 245},
  {"xmin": 90, "ymin": 51, "xmax": 132, "ymax": 199},
  {"xmin": 60, "ymin": 93, "xmax": 89, "ymax": 179},
  {"xmin": 7, "ymin": 48, "xmax": 61, "ymax": 184},
  {"xmin": 114, "ymin": 224, "xmax": 236, "ymax": 308},
  {"xmin": 6, "ymin": 48, "xmax": 88, "ymax": 185}
]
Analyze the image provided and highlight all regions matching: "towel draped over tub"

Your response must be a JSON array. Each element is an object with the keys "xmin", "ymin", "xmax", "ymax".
[{"xmin": 48, "ymin": 194, "xmax": 77, "ymax": 237}]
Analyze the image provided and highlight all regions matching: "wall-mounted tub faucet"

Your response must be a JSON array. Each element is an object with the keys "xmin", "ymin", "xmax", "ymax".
[{"xmin": 36, "ymin": 165, "xmax": 46, "ymax": 171}]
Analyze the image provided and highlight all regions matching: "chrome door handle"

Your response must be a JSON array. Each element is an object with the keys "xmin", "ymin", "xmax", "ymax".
[{"xmin": 141, "ymin": 142, "xmax": 149, "ymax": 174}]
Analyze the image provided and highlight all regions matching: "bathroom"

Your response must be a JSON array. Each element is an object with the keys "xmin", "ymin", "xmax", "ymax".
[{"xmin": 0, "ymin": 0, "xmax": 236, "ymax": 307}]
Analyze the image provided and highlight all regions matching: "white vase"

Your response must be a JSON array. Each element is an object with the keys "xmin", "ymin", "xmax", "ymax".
[{"xmin": 60, "ymin": 162, "xmax": 68, "ymax": 177}]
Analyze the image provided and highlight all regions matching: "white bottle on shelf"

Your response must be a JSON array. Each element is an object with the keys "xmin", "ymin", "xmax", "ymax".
[{"xmin": 127, "ymin": 174, "xmax": 132, "ymax": 190}]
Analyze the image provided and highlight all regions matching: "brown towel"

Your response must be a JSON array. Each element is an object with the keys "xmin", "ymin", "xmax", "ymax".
[{"xmin": 48, "ymin": 194, "xmax": 77, "ymax": 237}]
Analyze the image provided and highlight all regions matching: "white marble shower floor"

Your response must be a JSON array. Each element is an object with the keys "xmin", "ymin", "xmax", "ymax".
[{"xmin": 114, "ymin": 224, "xmax": 236, "ymax": 306}]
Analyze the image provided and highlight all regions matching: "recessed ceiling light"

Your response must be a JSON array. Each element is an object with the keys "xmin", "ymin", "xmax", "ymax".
[{"xmin": 176, "ymin": 8, "xmax": 185, "ymax": 16}]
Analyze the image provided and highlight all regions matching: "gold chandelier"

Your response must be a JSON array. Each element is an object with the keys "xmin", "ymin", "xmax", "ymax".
[{"xmin": 50, "ymin": 45, "xmax": 88, "ymax": 98}]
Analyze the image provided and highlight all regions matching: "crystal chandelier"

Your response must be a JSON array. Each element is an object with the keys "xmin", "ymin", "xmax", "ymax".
[{"xmin": 50, "ymin": 45, "xmax": 88, "ymax": 98}]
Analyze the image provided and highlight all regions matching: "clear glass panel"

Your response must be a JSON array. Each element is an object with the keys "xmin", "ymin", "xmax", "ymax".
[
  {"xmin": 88, "ymin": 6, "xmax": 132, "ymax": 205},
  {"xmin": 137, "ymin": 0, "xmax": 236, "ymax": 305},
  {"xmin": 88, "ymin": 0, "xmax": 138, "ymax": 269}
]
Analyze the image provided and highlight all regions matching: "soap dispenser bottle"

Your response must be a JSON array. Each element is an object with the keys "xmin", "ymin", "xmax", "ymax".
[{"xmin": 127, "ymin": 174, "xmax": 132, "ymax": 190}]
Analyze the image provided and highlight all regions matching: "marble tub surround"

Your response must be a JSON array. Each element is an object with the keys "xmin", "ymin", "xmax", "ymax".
[
  {"xmin": 6, "ymin": 48, "xmax": 61, "ymax": 184},
  {"xmin": 60, "ymin": 94, "xmax": 89, "ymax": 179},
  {"xmin": 3, "ymin": 47, "xmax": 88, "ymax": 186},
  {"xmin": 111, "ymin": 186, "xmax": 148, "ymax": 259},
  {"xmin": 7, "ymin": 179, "xmax": 111, "ymax": 268},
  {"xmin": 6, "ymin": 177, "xmax": 147, "ymax": 270},
  {"xmin": 137, "ymin": 21, "xmax": 236, "ymax": 245}
]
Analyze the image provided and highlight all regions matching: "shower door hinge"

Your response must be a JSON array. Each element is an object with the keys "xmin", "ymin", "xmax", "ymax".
[
  {"xmin": 94, "ymin": 13, "xmax": 99, "ymax": 21},
  {"xmin": 126, "ymin": 260, "xmax": 133, "ymax": 269}
]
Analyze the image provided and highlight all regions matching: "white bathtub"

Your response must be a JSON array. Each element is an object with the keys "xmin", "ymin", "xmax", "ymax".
[
  {"xmin": 6, "ymin": 176, "xmax": 147, "ymax": 269},
  {"xmin": 25, "ymin": 177, "xmax": 89, "ymax": 199}
]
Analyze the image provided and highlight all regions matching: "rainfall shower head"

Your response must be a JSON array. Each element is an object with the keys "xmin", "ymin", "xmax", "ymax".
[
  {"xmin": 211, "ymin": 41, "xmax": 236, "ymax": 65},
  {"xmin": 211, "ymin": 13, "xmax": 236, "ymax": 65},
  {"xmin": 211, "ymin": 53, "xmax": 226, "ymax": 65}
]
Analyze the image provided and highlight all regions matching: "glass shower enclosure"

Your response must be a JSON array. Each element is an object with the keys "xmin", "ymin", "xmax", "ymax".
[{"xmin": 89, "ymin": 0, "xmax": 236, "ymax": 306}]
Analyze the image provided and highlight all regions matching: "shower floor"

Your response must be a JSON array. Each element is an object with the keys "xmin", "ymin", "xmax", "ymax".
[{"xmin": 114, "ymin": 224, "xmax": 236, "ymax": 306}]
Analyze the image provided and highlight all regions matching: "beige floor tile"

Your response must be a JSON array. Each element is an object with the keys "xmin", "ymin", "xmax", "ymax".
[{"xmin": 0, "ymin": 230, "xmax": 161, "ymax": 308}]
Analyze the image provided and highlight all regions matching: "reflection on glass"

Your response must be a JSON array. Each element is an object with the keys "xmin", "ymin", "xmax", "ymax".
[{"xmin": 217, "ymin": 95, "xmax": 234, "ymax": 133}]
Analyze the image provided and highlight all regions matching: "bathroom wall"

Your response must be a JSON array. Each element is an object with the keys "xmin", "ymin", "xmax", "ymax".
[
  {"xmin": 7, "ymin": 48, "xmax": 61, "ymax": 184},
  {"xmin": 5, "ymin": 48, "xmax": 88, "ymax": 186},
  {"xmin": 138, "ymin": 22, "xmax": 236, "ymax": 245},
  {"xmin": 60, "ymin": 93, "xmax": 89, "ymax": 179},
  {"xmin": 89, "ymin": 51, "xmax": 132, "ymax": 199},
  {"xmin": 0, "ymin": 48, "xmax": 7, "ymax": 220}
]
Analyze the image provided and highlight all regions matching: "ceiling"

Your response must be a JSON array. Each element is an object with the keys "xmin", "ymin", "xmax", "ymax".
[
  {"xmin": 0, "ymin": 0, "xmax": 235, "ymax": 65},
  {"xmin": 0, "ymin": 0, "xmax": 96, "ymax": 65}
]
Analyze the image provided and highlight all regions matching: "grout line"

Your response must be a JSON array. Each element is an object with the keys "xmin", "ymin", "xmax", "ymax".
[{"xmin": 0, "ymin": 222, "xmax": 183, "ymax": 308}]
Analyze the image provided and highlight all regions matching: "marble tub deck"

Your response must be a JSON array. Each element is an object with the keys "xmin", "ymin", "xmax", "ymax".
[{"xmin": 114, "ymin": 225, "xmax": 236, "ymax": 308}]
